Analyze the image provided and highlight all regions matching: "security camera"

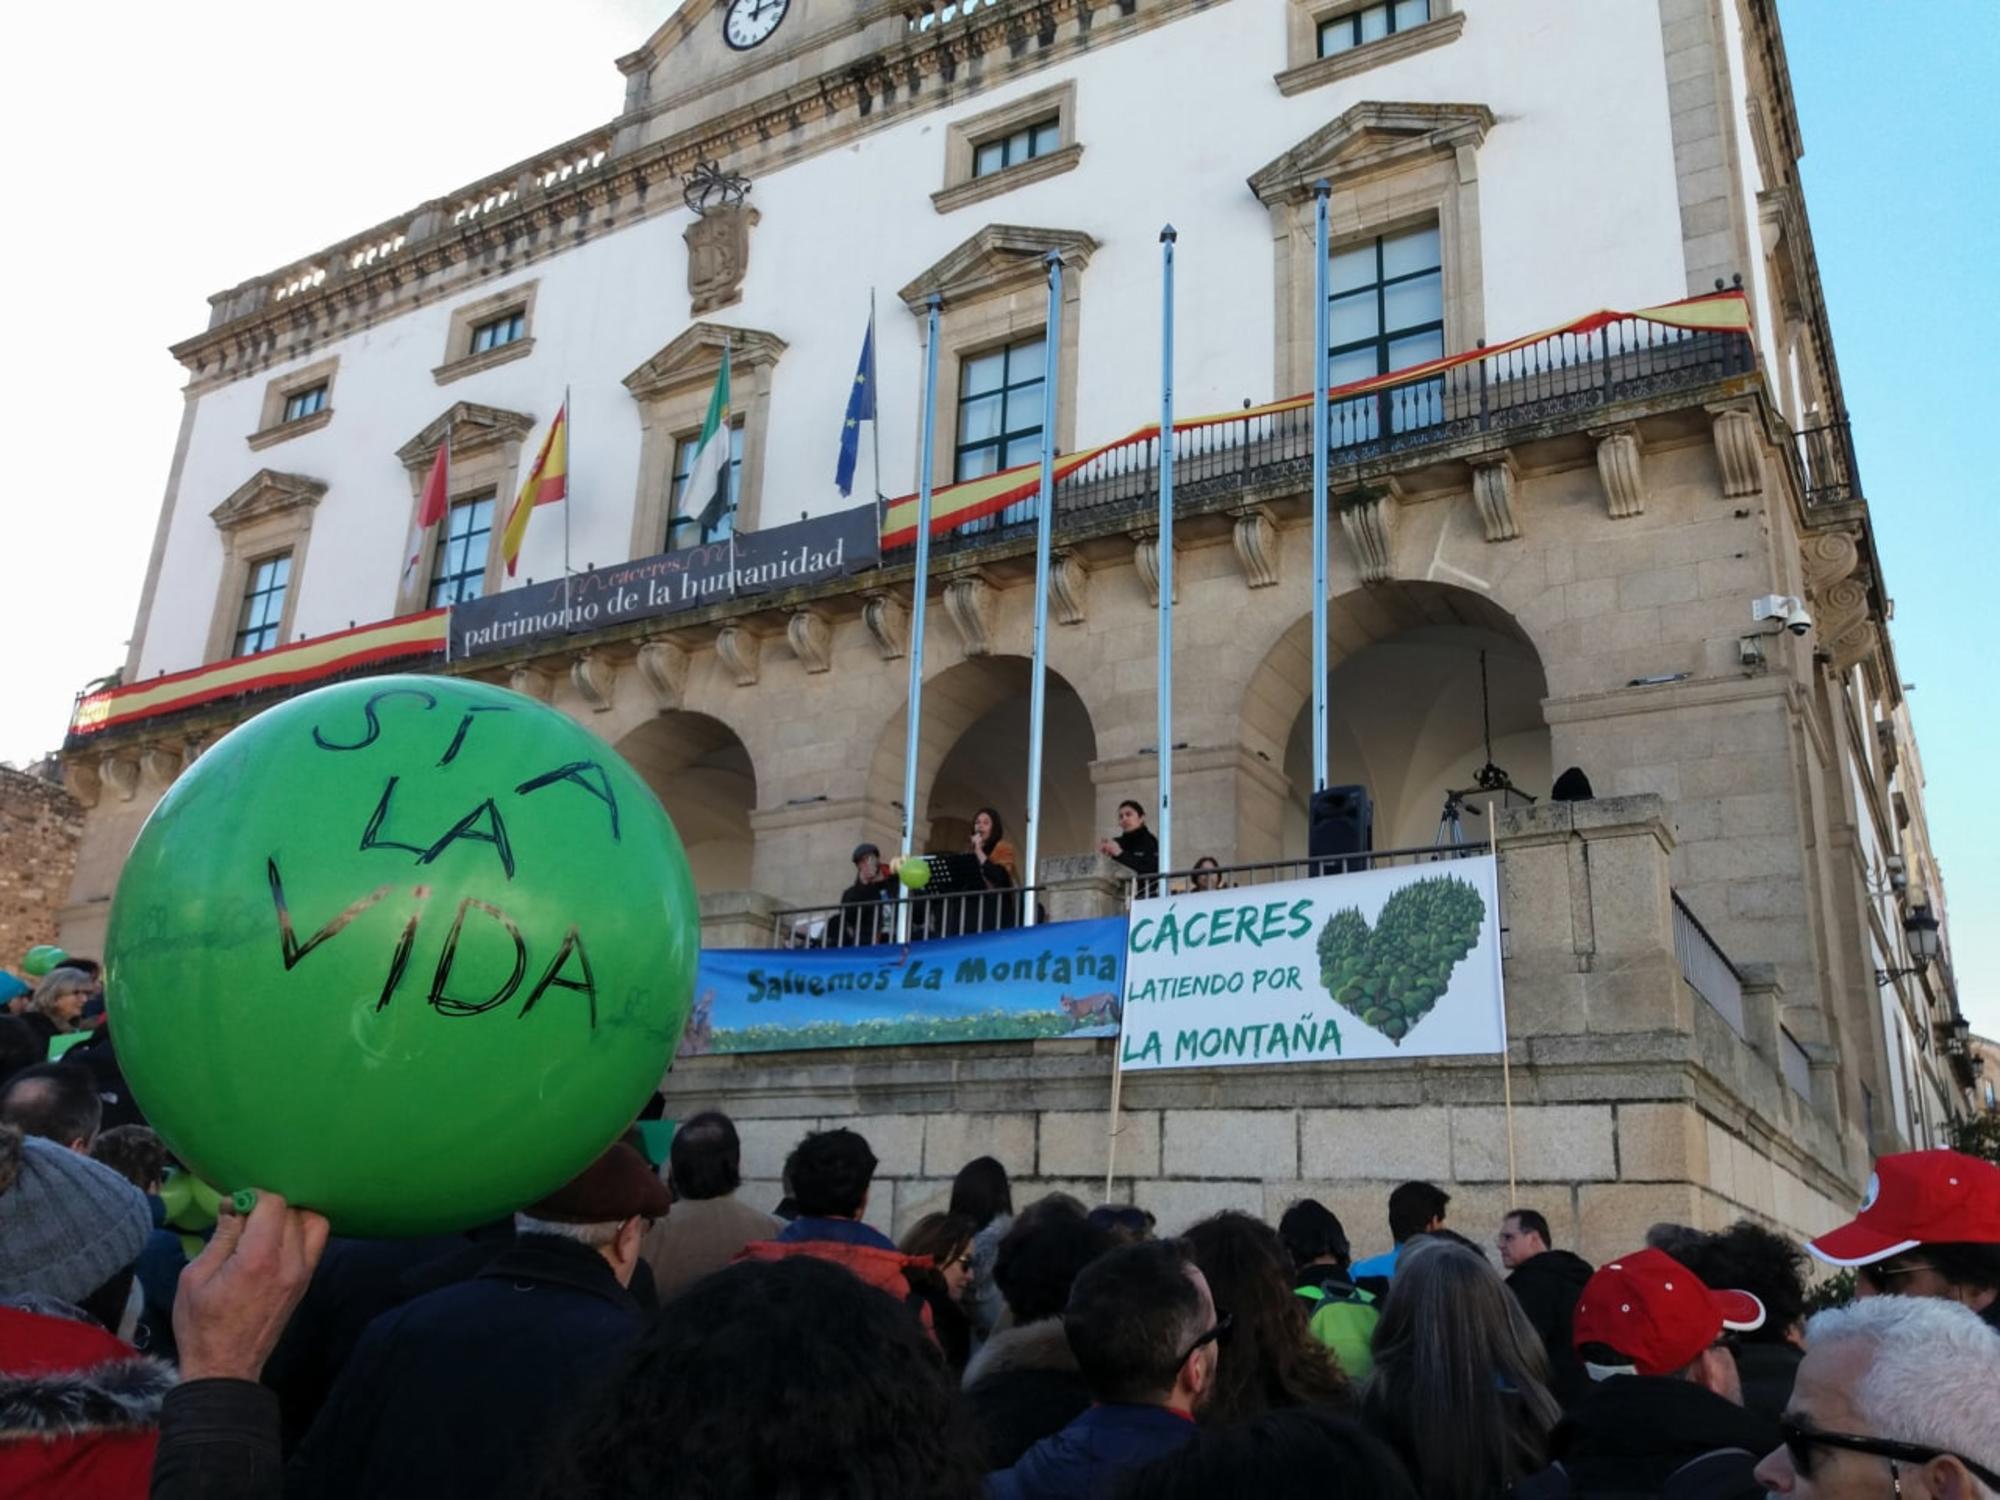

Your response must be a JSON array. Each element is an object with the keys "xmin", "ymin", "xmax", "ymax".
[{"xmin": 1752, "ymin": 595, "xmax": 1812, "ymax": 637}]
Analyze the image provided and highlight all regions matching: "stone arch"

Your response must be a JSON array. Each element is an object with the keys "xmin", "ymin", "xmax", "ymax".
[
  {"xmin": 1237, "ymin": 582, "xmax": 1551, "ymax": 859},
  {"xmin": 866, "ymin": 655, "xmax": 1099, "ymax": 865},
  {"xmin": 614, "ymin": 712, "xmax": 757, "ymax": 894}
]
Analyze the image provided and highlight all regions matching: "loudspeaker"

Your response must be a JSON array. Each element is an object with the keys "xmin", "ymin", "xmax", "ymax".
[{"xmin": 1309, "ymin": 784, "xmax": 1372, "ymax": 866}]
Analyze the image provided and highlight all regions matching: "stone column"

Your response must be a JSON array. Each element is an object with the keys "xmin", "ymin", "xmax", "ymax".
[
  {"xmin": 1037, "ymin": 852, "xmax": 1129, "ymax": 922},
  {"xmin": 700, "ymin": 890, "xmax": 782, "ymax": 949}
]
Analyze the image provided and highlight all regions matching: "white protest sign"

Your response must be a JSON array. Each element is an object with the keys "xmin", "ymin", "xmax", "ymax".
[{"xmin": 1117, "ymin": 856, "xmax": 1505, "ymax": 1071}]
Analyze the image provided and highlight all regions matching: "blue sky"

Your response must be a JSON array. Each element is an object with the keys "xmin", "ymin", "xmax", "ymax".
[{"xmin": 1782, "ymin": 2, "xmax": 2000, "ymax": 1036}]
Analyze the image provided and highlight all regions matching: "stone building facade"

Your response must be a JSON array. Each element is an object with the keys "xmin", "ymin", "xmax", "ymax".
[
  {"xmin": 60, "ymin": 0, "xmax": 1969, "ymax": 1255},
  {"xmin": 0, "ymin": 766, "xmax": 83, "ymax": 971}
]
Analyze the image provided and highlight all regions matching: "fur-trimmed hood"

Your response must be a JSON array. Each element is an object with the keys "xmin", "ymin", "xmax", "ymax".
[
  {"xmin": 0, "ymin": 1305, "xmax": 176, "ymax": 1443},
  {"xmin": 965, "ymin": 1315, "xmax": 1078, "ymax": 1388}
]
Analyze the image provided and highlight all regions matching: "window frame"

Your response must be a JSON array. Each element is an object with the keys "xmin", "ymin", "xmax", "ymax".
[
  {"xmin": 935, "ymin": 82, "xmax": 1082, "ymax": 215},
  {"xmin": 426, "ymin": 494, "xmax": 498, "ymax": 608},
  {"xmin": 1317, "ymin": 0, "xmax": 1430, "ymax": 58},
  {"xmin": 249, "ymin": 356, "xmax": 339, "ymax": 450},
  {"xmin": 953, "ymin": 335, "xmax": 1048, "ymax": 485},
  {"xmin": 231, "ymin": 551, "xmax": 293, "ymax": 657},
  {"xmin": 435, "ymin": 280, "xmax": 540, "ymax": 386},
  {"xmin": 666, "ymin": 421, "xmax": 747, "ymax": 550},
  {"xmin": 1278, "ymin": 0, "xmax": 1462, "ymax": 96},
  {"xmin": 469, "ymin": 311, "xmax": 526, "ymax": 356},
  {"xmin": 205, "ymin": 468, "xmax": 322, "ymax": 664}
]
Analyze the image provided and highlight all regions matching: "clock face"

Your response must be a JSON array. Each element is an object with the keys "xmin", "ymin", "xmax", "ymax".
[{"xmin": 723, "ymin": 0, "xmax": 789, "ymax": 50}]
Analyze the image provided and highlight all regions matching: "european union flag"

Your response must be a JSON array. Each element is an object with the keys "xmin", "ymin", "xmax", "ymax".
[{"xmin": 835, "ymin": 313, "xmax": 876, "ymax": 498}]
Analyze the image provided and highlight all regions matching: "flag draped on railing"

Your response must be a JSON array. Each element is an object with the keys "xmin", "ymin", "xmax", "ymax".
[{"xmin": 878, "ymin": 290, "xmax": 1753, "ymax": 548}]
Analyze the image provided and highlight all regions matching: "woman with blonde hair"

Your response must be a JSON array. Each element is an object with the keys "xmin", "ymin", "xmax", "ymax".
[
  {"xmin": 20, "ymin": 966, "xmax": 95, "ymax": 1053},
  {"xmin": 1360, "ymin": 1235, "xmax": 1560, "ymax": 1500}
]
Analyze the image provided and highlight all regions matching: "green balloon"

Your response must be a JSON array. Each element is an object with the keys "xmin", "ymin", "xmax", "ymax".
[
  {"xmin": 106, "ymin": 675, "xmax": 698, "ymax": 1236},
  {"xmin": 898, "ymin": 857, "xmax": 931, "ymax": 891},
  {"xmin": 23, "ymin": 944, "xmax": 67, "ymax": 978}
]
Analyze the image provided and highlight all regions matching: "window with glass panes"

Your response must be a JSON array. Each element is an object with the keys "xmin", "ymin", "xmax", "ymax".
[
  {"xmin": 282, "ymin": 384, "xmax": 328, "ymax": 423},
  {"xmin": 233, "ymin": 553, "xmax": 291, "ymax": 656},
  {"xmin": 1318, "ymin": 0, "xmax": 1428, "ymax": 56},
  {"xmin": 470, "ymin": 310, "xmax": 526, "ymax": 355},
  {"xmin": 1326, "ymin": 224, "xmax": 1444, "ymax": 439},
  {"xmin": 954, "ymin": 337, "xmax": 1047, "ymax": 532},
  {"xmin": 668, "ymin": 423, "xmax": 745, "ymax": 548},
  {"xmin": 972, "ymin": 117, "xmax": 1061, "ymax": 179},
  {"xmin": 427, "ymin": 495, "xmax": 495, "ymax": 608}
]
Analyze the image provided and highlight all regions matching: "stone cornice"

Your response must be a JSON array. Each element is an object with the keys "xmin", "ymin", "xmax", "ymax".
[
  {"xmin": 168, "ymin": 0, "xmax": 1212, "ymax": 393},
  {"xmin": 1249, "ymin": 99, "xmax": 1494, "ymax": 207},
  {"xmin": 210, "ymin": 469, "xmax": 326, "ymax": 529},
  {"xmin": 898, "ymin": 224, "xmax": 1099, "ymax": 310},
  {"xmin": 624, "ymin": 323, "xmax": 788, "ymax": 401},
  {"xmin": 396, "ymin": 402, "xmax": 537, "ymax": 469}
]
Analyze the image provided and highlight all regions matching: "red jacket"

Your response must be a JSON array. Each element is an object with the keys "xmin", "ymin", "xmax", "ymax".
[
  {"xmin": 0, "ymin": 1305, "xmax": 173, "ymax": 1498},
  {"xmin": 735, "ymin": 1238, "xmax": 937, "ymax": 1332}
]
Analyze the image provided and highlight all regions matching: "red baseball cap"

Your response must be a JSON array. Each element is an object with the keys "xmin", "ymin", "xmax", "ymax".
[
  {"xmin": 1572, "ymin": 1248, "xmax": 1766, "ymax": 1377},
  {"xmin": 1806, "ymin": 1150, "xmax": 2000, "ymax": 1267}
]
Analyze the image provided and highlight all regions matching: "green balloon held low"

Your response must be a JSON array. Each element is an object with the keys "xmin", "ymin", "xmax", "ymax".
[
  {"xmin": 23, "ymin": 944, "xmax": 67, "ymax": 978},
  {"xmin": 105, "ymin": 675, "xmax": 700, "ymax": 1236}
]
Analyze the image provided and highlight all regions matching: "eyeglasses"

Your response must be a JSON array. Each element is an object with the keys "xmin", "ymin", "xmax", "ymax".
[
  {"xmin": 1858, "ymin": 1261, "xmax": 1937, "ymax": 1291},
  {"xmin": 949, "ymin": 1254, "xmax": 974, "ymax": 1271},
  {"xmin": 1176, "ymin": 1311, "xmax": 1234, "ymax": 1366},
  {"xmin": 1780, "ymin": 1419, "xmax": 2000, "ymax": 1492}
]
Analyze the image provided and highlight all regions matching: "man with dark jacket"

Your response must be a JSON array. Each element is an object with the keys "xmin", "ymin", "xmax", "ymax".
[
  {"xmin": 1500, "ymin": 1208, "xmax": 1594, "ymax": 1405},
  {"xmin": 286, "ymin": 1143, "xmax": 669, "ymax": 1500},
  {"xmin": 964, "ymin": 1197, "xmax": 1117, "ymax": 1467},
  {"xmin": 1514, "ymin": 1248, "xmax": 1777, "ymax": 1500},
  {"xmin": 988, "ymin": 1238, "xmax": 1215, "ymax": 1500},
  {"xmin": 836, "ymin": 843, "xmax": 901, "ymax": 946}
]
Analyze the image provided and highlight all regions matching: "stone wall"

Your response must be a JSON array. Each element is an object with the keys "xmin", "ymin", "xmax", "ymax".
[{"xmin": 0, "ymin": 766, "xmax": 83, "ymax": 968}]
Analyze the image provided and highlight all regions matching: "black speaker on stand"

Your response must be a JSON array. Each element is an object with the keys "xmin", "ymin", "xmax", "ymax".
[{"xmin": 1308, "ymin": 784, "xmax": 1372, "ymax": 875}]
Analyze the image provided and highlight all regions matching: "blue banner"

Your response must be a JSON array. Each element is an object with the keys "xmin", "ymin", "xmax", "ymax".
[{"xmin": 681, "ymin": 917, "xmax": 1128, "ymax": 1055}]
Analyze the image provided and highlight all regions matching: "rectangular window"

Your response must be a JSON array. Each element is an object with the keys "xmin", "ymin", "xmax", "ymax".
[
  {"xmin": 470, "ymin": 310, "xmax": 526, "ymax": 356},
  {"xmin": 668, "ymin": 423, "xmax": 745, "ymax": 549},
  {"xmin": 971, "ymin": 117, "xmax": 1062, "ymax": 179},
  {"xmin": 1318, "ymin": 0, "xmax": 1429, "ymax": 55},
  {"xmin": 427, "ymin": 496, "xmax": 495, "ymax": 608},
  {"xmin": 1327, "ymin": 223, "xmax": 1444, "ymax": 438},
  {"xmin": 233, "ymin": 553, "xmax": 291, "ymax": 657},
  {"xmin": 954, "ymin": 336, "xmax": 1046, "ymax": 533},
  {"xmin": 281, "ymin": 384, "xmax": 328, "ymax": 423}
]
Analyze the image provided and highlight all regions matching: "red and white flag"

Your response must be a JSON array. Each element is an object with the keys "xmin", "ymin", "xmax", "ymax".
[{"xmin": 402, "ymin": 435, "xmax": 450, "ymax": 593}]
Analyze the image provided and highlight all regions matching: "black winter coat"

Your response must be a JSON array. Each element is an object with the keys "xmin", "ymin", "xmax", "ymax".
[
  {"xmin": 1507, "ymin": 1249, "xmax": 1594, "ymax": 1405},
  {"xmin": 963, "ymin": 1317, "xmax": 1094, "ymax": 1471},
  {"xmin": 1513, "ymin": 1373, "xmax": 1778, "ymax": 1500},
  {"xmin": 286, "ymin": 1235, "xmax": 644, "ymax": 1500}
]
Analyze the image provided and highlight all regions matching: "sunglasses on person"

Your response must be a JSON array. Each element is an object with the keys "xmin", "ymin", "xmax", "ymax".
[
  {"xmin": 1780, "ymin": 1418, "xmax": 2000, "ymax": 1493},
  {"xmin": 1176, "ymin": 1311, "xmax": 1234, "ymax": 1366},
  {"xmin": 1856, "ymin": 1260, "xmax": 1936, "ymax": 1293}
]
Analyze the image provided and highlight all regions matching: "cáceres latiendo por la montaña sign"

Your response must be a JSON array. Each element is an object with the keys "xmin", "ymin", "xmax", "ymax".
[{"xmin": 449, "ymin": 505, "xmax": 880, "ymax": 660}]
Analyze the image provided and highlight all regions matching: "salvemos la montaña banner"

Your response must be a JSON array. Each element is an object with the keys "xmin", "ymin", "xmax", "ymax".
[
  {"xmin": 450, "ymin": 505, "xmax": 879, "ymax": 660},
  {"xmin": 682, "ymin": 917, "xmax": 1128, "ymax": 1055}
]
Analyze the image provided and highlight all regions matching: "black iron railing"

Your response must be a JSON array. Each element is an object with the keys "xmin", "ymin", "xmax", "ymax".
[
  {"xmin": 893, "ymin": 317, "xmax": 1755, "ymax": 562},
  {"xmin": 1792, "ymin": 416, "xmax": 1862, "ymax": 508}
]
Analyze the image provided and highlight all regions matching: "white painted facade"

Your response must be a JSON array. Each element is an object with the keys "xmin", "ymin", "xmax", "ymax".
[{"xmin": 135, "ymin": 0, "xmax": 1717, "ymax": 681}]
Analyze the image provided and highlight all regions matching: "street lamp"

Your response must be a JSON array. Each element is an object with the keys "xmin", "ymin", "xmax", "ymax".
[{"xmin": 1876, "ymin": 906, "xmax": 1941, "ymax": 987}]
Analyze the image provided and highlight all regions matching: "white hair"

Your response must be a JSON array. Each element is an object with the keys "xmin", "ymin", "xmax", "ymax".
[
  {"xmin": 1806, "ymin": 1296, "xmax": 2000, "ymax": 1487},
  {"xmin": 514, "ymin": 1213, "xmax": 625, "ymax": 1248}
]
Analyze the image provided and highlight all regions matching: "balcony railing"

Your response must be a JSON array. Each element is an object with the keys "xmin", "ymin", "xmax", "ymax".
[
  {"xmin": 1791, "ymin": 416, "xmax": 1862, "ymax": 508},
  {"xmin": 1673, "ymin": 892, "xmax": 1746, "ymax": 1036},
  {"xmin": 768, "ymin": 842, "xmax": 1494, "ymax": 947},
  {"xmin": 895, "ymin": 316, "xmax": 1755, "ymax": 562}
]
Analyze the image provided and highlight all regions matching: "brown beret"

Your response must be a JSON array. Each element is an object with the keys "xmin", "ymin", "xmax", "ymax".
[{"xmin": 527, "ymin": 1142, "xmax": 671, "ymax": 1224}]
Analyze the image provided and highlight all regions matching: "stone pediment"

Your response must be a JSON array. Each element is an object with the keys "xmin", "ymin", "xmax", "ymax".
[
  {"xmin": 395, "ymin": 401, "xmax": 537, "ymax": 468},
  {"xmin": 209, "ymin": 469, "xmax": 325, "ymax": 530},
  {"xmin": 898, "ymin": 225, "xmax": 1100, "ymax": 312},
  {"xmin": 1249, "ymin": 101, "xmax": 1495, "ymax": 206},
  {"xmin": 623, "ymin": 323, "xmax": 788, "ymax": 402}
]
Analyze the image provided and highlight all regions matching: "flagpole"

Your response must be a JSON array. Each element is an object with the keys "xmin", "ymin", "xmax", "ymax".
[
  {"xmin": 1157, "ymin": 226, "xmax": 1177, "ymax": 882},
  {"xmin": 897, "ymin": 294, "xmax": 943, "ymax": 945},
  {"xmin": 1311, "ymin": 180, "xmax": 1332, "ymax": 795},
  {"xmin": 562, "ymin": 384, "xmax": 574, "ymax": 632},
  {"xmin": 870, "ymin": 289, "xmax": 884, "ymax": 506},
  {"xmin": 1022, "ymin": 251, "xmax": 1064, "ymax": 930},
  {"xmin": 724, "ymin": 338, "xmax": 737, "ymax": 599}
]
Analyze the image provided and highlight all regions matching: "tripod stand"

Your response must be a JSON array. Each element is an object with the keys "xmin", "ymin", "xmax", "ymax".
[{"xmin": 1430, "ymin": 789, "xmax": 1482, "ymax": 859}]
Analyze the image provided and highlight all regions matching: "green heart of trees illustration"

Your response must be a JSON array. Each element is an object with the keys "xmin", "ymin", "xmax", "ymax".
[{"xmin": 1315, "ymin": 874, "xmax": 1485, "ymax": 1045}]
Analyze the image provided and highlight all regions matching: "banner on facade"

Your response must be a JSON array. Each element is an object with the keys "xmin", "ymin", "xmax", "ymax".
[
  {"xmin": 682, "ymin": 917, "xmax": 1128, "ymax": 1056},
  {"xmin": 1118, "ymin": 857, "xmax": 1506, "ymax": 1071},
  {"xmin": 449, "ymin": 504, "xmax": 880, "ymax": 659}
]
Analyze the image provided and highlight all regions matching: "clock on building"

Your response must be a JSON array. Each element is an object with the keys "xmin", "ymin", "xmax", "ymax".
[{"xmin": 723, "ymin": 0, "xmax": 789, "ymax": 50}]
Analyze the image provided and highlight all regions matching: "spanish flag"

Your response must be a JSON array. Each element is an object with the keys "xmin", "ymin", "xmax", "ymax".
[{"xmin": 499, "ymin": 402, "xmax": 569, "ymax": 576}]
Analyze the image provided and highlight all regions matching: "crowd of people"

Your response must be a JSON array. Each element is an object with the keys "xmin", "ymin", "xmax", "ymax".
[
  {"xmin": 6, "ymin": 981, "xmax": 2000, "ymax": 1500},
  {"xmin": 827, "ymin": 800, "xmax": 1239, "ymax": 946}
]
